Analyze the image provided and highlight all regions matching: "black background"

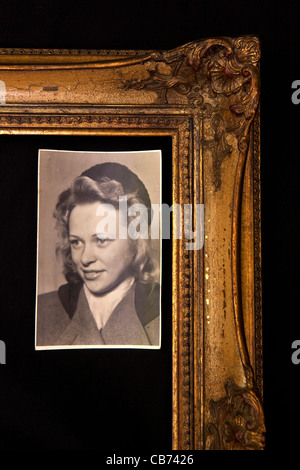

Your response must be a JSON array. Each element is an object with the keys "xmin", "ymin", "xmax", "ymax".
[{"xmin": 0, "ymin": 0, "xmax": 299, "ymax": 458}]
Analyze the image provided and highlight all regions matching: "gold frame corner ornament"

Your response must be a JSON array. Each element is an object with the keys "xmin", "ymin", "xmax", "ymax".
[{"xmin": 0, "ymin": 35, "xmax": 264, "ymax": 450}]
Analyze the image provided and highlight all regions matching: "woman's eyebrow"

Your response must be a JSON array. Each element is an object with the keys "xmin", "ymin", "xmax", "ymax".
[
  {"xmin": 92, "ymin": 233, "xmax": 101, "ymax": 239},
  {"xmin": 94, "ymin": 232, "xmax": 115, "ymax": 239},
  {"xmin": 93, "ymin": 233, "xmax": 111, "ymax": 239}
]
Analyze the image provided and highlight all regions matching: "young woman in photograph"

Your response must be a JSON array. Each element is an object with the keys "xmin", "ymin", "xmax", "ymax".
[{"xmin": 36, "ymin": 162, "xmax": 160, "ymax": 347}]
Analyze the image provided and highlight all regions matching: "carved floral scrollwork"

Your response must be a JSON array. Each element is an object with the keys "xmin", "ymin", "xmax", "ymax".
[
  {"xmin": 206, "ymin": 377, "xmax": 265, "ymax": 450},
  {"xmin": 123, "ymin": 36, "xmax": 260, "ymax": 191},
  {"xmin": 123, "ymin": 36, "xmax": 260, "ymax": 112}
]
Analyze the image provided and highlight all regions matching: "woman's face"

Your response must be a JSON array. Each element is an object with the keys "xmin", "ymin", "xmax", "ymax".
[{"xmin": 68, "ymin": 202, "xmax": 135, "ymax": 295}]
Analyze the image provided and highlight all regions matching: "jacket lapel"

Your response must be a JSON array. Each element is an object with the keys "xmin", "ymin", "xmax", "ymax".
[
  {"xmin": 57, "ymin": 284, "xmax": 150, "ymax": 346},
  {"xmin": 101, "ymin": 286, "xmax": 151, "ymax": 346},
  {"xmin": 57, "ymin": 288, "xmax": 105, "ymax": 345}
]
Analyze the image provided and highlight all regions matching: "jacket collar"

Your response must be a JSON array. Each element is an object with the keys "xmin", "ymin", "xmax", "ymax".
[
  {"xmin": 58, "ymin": 280, "xmax": 160, "ymax": 327},
  {"xmin": 57, "ymin": 285, "xmax": 151, "ymax": 346},
  {"xmin": 101, "ymin": 285, "xmax": 150, "ymax": 345}
]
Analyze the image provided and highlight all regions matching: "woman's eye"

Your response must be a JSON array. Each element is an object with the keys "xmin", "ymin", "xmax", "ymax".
[
  {"xmin": 97, "ymin": 238, "xmax": 107, "ymax": 246},
  {"xmin": 70, "ymin": 239, "xmax": 82, "ymax": 249},
  {"xmin": 96, "ymin": 236, "xmax": 111, "ymax": 247}
]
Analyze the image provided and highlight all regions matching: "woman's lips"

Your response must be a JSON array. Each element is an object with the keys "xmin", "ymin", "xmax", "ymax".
[{"xmin": 82, "ymin": 270, "xmax": 104, "ymax": 281}]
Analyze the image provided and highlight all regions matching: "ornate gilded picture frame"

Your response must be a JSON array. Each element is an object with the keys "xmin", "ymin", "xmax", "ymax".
[{"xmin": 0, "ymin": 36, "xmax": 264, "ymax": 450}]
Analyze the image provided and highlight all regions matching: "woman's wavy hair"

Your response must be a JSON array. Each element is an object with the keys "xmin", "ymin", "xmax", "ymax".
[{"xmin": 54, "ymin": 163, "xmax": 159, "ymax": 287}]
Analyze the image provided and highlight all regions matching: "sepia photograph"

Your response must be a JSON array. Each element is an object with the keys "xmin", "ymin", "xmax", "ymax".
[{"xmin": 35, "ymin": 149, "xmax": 161, "ymax": 349}]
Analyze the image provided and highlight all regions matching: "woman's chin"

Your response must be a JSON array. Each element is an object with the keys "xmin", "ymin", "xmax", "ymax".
[
  {"xmin": 83, "ymin": 277, "xmax": 131, "ymax": 297},
  {"xmin": 84, "ymin": 282, "xmax": 108, "ymax": 296},
  {"xmin": 83, "ymin": 279, "xmax": 119, "ymax": 296}
]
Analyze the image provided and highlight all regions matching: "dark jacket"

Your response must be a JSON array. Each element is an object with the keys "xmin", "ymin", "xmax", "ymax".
[{"xmin": 36, "ymin": 281, "xmax": 160, "ymax": 347}]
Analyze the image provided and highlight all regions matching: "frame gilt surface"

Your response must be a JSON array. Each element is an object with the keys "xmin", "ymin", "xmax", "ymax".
[{"xmin": 0, "ymin": 36, "xmax": 264, "ymax": 450}]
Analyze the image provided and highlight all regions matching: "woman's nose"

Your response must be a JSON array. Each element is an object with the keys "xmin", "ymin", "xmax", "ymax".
[{"xmin": 80, "ymin": 243, "xmax": 97, "ymax": 266}]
